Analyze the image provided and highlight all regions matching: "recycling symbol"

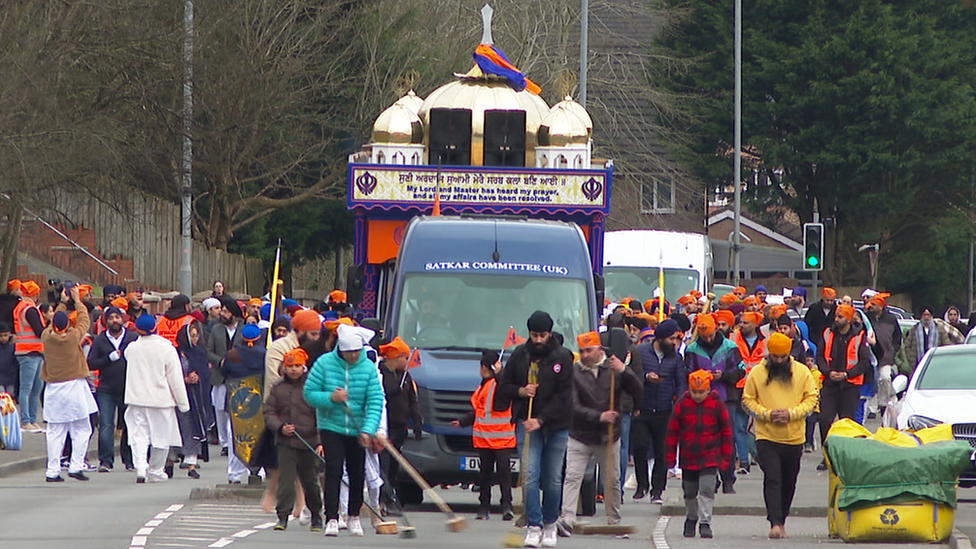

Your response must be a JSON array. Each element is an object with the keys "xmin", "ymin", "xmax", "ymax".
[{"xmin": 880, "ymin": 508, "xmax": 900, "ymax": 525}]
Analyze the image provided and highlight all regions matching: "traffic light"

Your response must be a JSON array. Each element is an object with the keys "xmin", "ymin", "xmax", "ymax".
[{"xmin": 803, "ymin": 223, "xmax": 824, "ymax": 271}]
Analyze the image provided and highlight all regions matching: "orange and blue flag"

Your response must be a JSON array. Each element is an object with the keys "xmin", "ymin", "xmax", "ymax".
[
  {"xmin": 503, "ymin": 326, "xmax": 527, "ymax": 349},
  {"xmin": 474, "ymin": 44, "xmax": 542, "ymax": 95}
]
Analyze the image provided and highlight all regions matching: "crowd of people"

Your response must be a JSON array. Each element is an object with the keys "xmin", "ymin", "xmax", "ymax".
[{"xmin": 0, "ymin": 275, "xmax": 969, "ymax": 546}]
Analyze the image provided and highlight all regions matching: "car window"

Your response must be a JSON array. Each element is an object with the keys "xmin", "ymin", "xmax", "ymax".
[{"xmin": 916, "ymin": 352, "xmax": 976, "ymax": 390}]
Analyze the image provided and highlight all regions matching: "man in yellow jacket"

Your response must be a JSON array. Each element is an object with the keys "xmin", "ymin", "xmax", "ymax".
[{"xmin": 741, "ymin": 332, "xmax": 818, "ymax": 540}]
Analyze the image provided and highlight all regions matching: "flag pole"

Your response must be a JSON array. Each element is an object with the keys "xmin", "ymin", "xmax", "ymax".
[
  {"xmin": 658, "ymin": 251, "xmax": 665, "ymax": 322},
  {"xmin": 266, "ymin": 239, "xmax": 282, "ymax": 347}
]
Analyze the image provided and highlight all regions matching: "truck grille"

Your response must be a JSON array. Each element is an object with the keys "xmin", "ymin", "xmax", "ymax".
[
  {"xmin": 952, "ymin": 423, "xmax": 976, "ymax": 449},
  {"xmin": 429, "ymin": 390, "xmax": 474, "ymax": 424},
  {"xmin": 442, "ymin": 435, "xmax": 476, "ymax": 454}
]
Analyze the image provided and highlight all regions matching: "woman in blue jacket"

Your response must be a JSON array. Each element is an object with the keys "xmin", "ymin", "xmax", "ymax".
[{"xmin": 304, "ymin": 323, "xmax": 384, "ymax": 537}]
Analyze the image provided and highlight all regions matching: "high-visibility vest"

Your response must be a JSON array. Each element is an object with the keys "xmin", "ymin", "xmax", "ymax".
[
  {"xmin": 157, "ymin": 314, "xmax": 195, "ymax": 347},
  {"xmin": 733, "ymin": 331, "xmax": 766, "ymax": 388},
  {"xmin": 471, "ymin": 378, "xmax": 515, "ymax": 450},
  {"xmin": 822, "ymin": 329, "xmax": 864, "ymax": 386},
  {"xmin": 13, "ymin": 299, "xmax": 44, "ymax": 354}
]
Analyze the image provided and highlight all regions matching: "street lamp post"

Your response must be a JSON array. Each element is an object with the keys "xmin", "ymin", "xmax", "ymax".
[
  {"xmin": 732, "ymin": 0, "xmax": 742, "ymax": 287},
  {"xmin": 178, "ymin": 0, "xmax": 194, "ymax": 297}
]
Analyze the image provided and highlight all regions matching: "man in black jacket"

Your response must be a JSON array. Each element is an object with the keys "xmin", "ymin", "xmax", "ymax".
[
  {"xmin": 87, "ymin": 306, "xmax": 138, "ymax": 472},
  {"xmin": 498, "ymin": 311, "xmax": 574, "ymax": 549},
  {"xmin": 803, "ymin": 287, "xmax": 838, "ymax": 349},
  {"xmin": 377, "ymin": 336, "xmax": 422, "ymax": 515}
]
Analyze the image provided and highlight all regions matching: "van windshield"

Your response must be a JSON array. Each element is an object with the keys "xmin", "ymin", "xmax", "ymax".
[
  {"xmin": 605, "ymin": 267, "xmax": 699, "ymax": 304},
  {"xmin": 395, "ymin": 273, "xmax": 592, "ymax": 351}
]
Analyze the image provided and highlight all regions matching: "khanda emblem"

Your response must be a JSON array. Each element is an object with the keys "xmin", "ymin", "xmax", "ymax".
[
  {"xmin": 581, "ymin": 177, "xmax": 603, "ymax": 202},
  {"xmin": 356, "ymin": 171, "xmax": 378, "ymax": 196}
]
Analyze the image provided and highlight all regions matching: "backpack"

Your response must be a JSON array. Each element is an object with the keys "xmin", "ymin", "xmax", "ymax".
[{"xmin": 0, "ymin": 393, "xmax": 22, "ymax": 451}]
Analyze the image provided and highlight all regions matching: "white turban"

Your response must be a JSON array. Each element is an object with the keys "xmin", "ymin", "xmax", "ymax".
[
  {"xmin": 337, "ymin": 324, "xmax": 375, "ymax": 352},
  {"xmin": 202, "ymin": 297, "xmax": 221, "ymax": 310}
]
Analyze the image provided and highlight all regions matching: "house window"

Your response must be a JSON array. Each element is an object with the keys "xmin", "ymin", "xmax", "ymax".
[{"xmin": 640, "ymin": 173, "xmax": 676, "ymax": 214}]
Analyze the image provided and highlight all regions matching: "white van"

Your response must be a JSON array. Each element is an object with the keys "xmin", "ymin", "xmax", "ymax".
[{"xmin": 603, "ymin": 230, "xmax": 713, "ymax": 304}]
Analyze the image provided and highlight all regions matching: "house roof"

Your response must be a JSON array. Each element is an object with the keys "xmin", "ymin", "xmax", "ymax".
[{"xmin": 708, "ymin": 209, "xmax": 803, "ymax": 251}]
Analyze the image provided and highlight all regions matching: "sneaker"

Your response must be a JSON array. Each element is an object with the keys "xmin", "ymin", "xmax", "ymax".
[
  {"xmin": 555, "ymin": 520, "xmax": 573, "ymax": 538},
  {"xmin": 338, "ymin": 514, "xmax": 347, "ymax": 530},
  {"xmin": 46, "ymin": 476, "xmax": 64, "ymax": 483},
  {"xmin": 347, "ymin": 516, "xmax": 364, "ymax": 537},
  {"xmin": 541, "ymin": 523, "xmax": 558, "ymax": 547},
  {"xmin": 148, "ymin": 472, "xmax": 168, "ymax": 483},
  {"xmin": 324, "ymin": 519, "xmax": 339, "ymax": 537},
  {"xmin": 722, "ymin": 485, "xmax": 736, "ymax": 494},
  {"xmin": 476, "ymin": 508, "xmax": 489, "ymax": 520},
  {"xmin": 524, "ymin": 526, "xmax": 543, "ymax": 548},
  {"xmin": 683, "ymin": 519, "xmax": 696, "ymax": 538},
  {"xmin": 136, "ymin": 477, "xmax": 146, "ymax": 484},
  {"xmin": 803, "ymin": 443, "xmax": 814, "ymax": 453},
  {"xmin": 274, "ymin": 516, "xmax": 288, "ymax": 531},
  {"xmin": 187, "ymin": 468, "xmax": 200, "ymax": 479},
  {"xmin": 220, "ymin": 447, "xmax": 228, "ymax": 457},
  {"xmin": 502, "ymin": 508, "xmax": 515, "ymax": 521},
  {"xmin": 699, "ymin": 523, "xmax": 713, "ymax": 539},
  {"xmin": 735, "ymin": 466, "xmax": 749, "ymax": 476},
  {"xmin": 299, "ymin": 506, "xmax": 312, "ymax": 526},
  {"xmin": 98, "ymin": 465, "xmax": 111, "ymax": 473},
  {"xmin": 310, "ymin": 514, "xmax": 323, "ymax": 532},
  {"xmin": 68, "ymin": 471, "xmax": 90, "ymax": 481},
  {"xmin": 650, "ymin": 494, "xmax": 664, "ymax": 505},
  {"xmin": 633, "ymin": 488, "xmax": 648, "ymax": 500},
  {"xmin": 817, "ymin": 460, "xmax": 828, "ymax": 471}
]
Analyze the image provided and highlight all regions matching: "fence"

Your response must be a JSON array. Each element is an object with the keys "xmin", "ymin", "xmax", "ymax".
[{"xmin": 39, "ymin": 190, "xmax": 264, "ymax": 295}]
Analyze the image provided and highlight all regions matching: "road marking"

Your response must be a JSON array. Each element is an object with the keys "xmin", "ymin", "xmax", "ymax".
[
  {"xmin": 166, "ymin": 504, "xmax": 185, "ymax": 512},
  {"xmin": 232, "ymin": 530, "xmax": 257, "ymax": 538},
  {"xmin": 154, "ymin": 512, "xmax": 173, "ymax": 519},
  {"xmin": 652, "ymin": 516, "xmax": 670, "ymax": 549},
  {"xmin": 136, "ymin": 527, "xmax": 154, "ymax": 536},
  {"xmin": 209, "ymin": 538, "xmax": 235, "ymax": 548},
  {"xmin": 253, "ymin": 522, "xmax": 277, "ymax": 529},
  {"xmin": 131, "ymin": 535, "xmax": 148, "ymax": 546},
  {"xmin": 144, "ymin": 520, "xmax": 163, "ymax": 527}
]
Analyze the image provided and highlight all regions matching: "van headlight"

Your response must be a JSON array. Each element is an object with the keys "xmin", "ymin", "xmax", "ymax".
[{"xmin": 907, "ymin": 415, "xmax": 943, "ymax": 431}]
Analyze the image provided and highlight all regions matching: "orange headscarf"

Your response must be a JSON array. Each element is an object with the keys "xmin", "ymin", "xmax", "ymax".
[
  {"xmin": 379, "ymin": 336, "xmax": 411, "ymax": 359},
  {"xmin": 696, "ymin": 314, "xmax": 717, "ymax": 336},
  {"xmin": 688, "ymin": 369, "xmax": 712, "ymax": 391},
  {"xmin": 576, "ymin": 331, "xmax": 602, "ymax": 349}
]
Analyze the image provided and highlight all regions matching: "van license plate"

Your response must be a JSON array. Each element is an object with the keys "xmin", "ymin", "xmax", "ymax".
[{"xmin": 459, "ymin": 457, "xmax": 520, "ymax": 473}]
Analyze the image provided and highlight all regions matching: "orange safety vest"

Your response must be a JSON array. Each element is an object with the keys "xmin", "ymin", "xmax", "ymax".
[
  {"xmin": 733, "ymin": 330, "xmax": 766, "ymax": 388},
  {"xmin": 157, "ymin": 314, "xmax": 195, "ymax": 347},
  {"xmin": 471, "ymin": 378, "xmax": 516, "ymax": 450},
  {"xmin": 13, "ymin": 299, "xmax": 44, "ymax": 354},
  {"xmin": 822, "ymin": 329, "xmax": 864, "ymax": 386}
]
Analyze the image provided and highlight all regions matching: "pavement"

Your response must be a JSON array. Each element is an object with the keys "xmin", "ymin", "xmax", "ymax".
[{"xmin": 2, "ymin": 422, "xmax": 974, "ymax": 549}]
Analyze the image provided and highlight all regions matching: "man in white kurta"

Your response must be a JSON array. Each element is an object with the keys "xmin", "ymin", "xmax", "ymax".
[
  {"xmin": 41, "ymin": 287, "xmax": 98, "ymax": 482},
  {"xmin": 124, "ymin": 314, "xmax": 190, "ymax": 483}
]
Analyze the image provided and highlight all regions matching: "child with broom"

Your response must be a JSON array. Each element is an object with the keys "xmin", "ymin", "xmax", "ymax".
[{"xmin": 452, "ymin": 350, "xmax": 515, "ymax": 521}]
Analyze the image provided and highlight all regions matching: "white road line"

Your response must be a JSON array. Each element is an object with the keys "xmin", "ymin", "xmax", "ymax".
[
  {"xmin": 652, "ymin": 516, "xmax": 671, "ymax": 549},
  {"xmin": 131, "ymin": 535, "xmax": 148, "ymax": 546},
  {"xmin": 153, "ymin": 535, "xmax": 220, "ymax": 542},
  {"xmin": 136, "ymin": 527, "xmax": 154, "ymax": 536},
  {"xmin": 144, "ymin": 520, "xmax": 163, "ymax": 527},
  {"xmin": 166, "ymin": 504, "xmax": 185, "ymax": 512},
  {"xmin": 154, "ymin": 512, "xmax": 174, "ymax": 519},
  {"xmin": 253, "ymin": 522, "xmax": 277, "ymax": 529},
  {"xmin": 232, "ymin": 530, "xmax": 257, "ymax": 538},
  {"xmin": 209, "ymin": 538, "xmax": 235, "ymax": 548}
]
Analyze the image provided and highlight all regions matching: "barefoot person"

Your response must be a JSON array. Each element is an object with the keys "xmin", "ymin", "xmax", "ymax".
[{"xmin": 741, "ymin": 333, "xmax": 818, "ymax": 539}]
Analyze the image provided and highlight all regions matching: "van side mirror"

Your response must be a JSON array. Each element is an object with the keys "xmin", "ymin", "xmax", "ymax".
[
  {"xmin": 594, "ymin": 274, "xmax": 605, "ymax": 312},
  {"xmin": 891, "ymin": 374, "xmax": 909, "ymax": 396},
  {"xmin": 346, "ymin": 264, "xmax": 365, "ymax": 305}
]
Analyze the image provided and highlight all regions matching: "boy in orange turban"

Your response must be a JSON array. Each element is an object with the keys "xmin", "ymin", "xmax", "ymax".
[
  {"xmin": 665, "ymin": 369, "xmax": 732, "ymax": 539},
  {"xmin": 378, "ymin": 337, "xmax": 423, "ymax": 516}
]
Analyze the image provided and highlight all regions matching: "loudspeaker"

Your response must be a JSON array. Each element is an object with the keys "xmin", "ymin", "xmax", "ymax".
[
  {"xmin": 483, "ymin": 110, "xmax": 526, "ymax": 167},
  {"xmin": 429, "ymin": 108, "xmax": 472, "ymax": 166}
]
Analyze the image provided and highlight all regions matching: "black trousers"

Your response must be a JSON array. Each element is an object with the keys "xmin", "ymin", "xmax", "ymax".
[
  {"xmin": 321, "ymin": 430, "xmax": 366, "ymax": 521},
  {"xmin": 631, "ymin": 410, "xmax": 671, "ymax": 496},
  {"xmin": 379, "ymin": 428, "xmax": 407, "ymax": 503},
  {"xmin": 478, "ymin": 447, "xmax": 513, "ymax": 510},
  {"xmin": 818, "ymin": 383, "xmax": 860, "ymax": 444},
  {"xmin": 276, "ymin": 444, "xmax": 323, "ymax": 519},
  {"xmin": 756, "ymin": 440, "xmax": 803, "ymax": 527}
]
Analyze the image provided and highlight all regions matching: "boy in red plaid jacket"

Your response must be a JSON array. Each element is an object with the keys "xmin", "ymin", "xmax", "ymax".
[{"xmin": 665, "ymin": 369, "xmax": 733, "ymax": 539}]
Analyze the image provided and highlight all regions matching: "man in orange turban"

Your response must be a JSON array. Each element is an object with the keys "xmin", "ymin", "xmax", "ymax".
[
  {"xmin": 713, "ymin": 310, "xmax": 735, "ymax": 337},
  {"xmin": 263, "ymin": 308, "xmax": 324, "ymax": 399},
  {"xmin": 733, "ymin": 286, "xmax": 747, "ymax": 299},
  {"xmin": 803, "ymin": 286, "xmax": 837, "ymax": 349}
]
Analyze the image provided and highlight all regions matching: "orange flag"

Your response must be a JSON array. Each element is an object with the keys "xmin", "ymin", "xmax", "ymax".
[
  {"xmin": 432, "ymin": 191, "xmax": 441, "ymax": 216},
  {"xmin": 503, "ymin": 326, "xmax": 527, "ymax": 348},
  {"xmin": 406, "ymin": 348, "xmax": 422, "ymax": 370}
]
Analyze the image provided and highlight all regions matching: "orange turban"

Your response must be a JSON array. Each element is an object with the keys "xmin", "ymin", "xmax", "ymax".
[
  {"xmin": 822, "ymin": 287, "xmax": 837, "ymax": 299},
  {"xmin": 620, "ymin": 297, "xmax": 633, "ymax": 307},
  {"xmin": 110, "ymin": 296, "xmax": 129, "ymax": 309},
  {"xmin": 21, "ymin": 280, "xmax": 40, "ymax": 297},
  {"xmin": 690, "ymin": 290, "xmax": 703, "ymax": 300},
  {"xmin": 719, "ymin": 293, "xmax": 737, "ymax": 305},
  {"xmin": 688, "ymin": 369, "xmax": 712, "ymax": 391},
  {"xmin": 76, "ymin": 284, "xmax": 92, "ymax": 299},
  {"xmin": 283, "ymin": 348, "xmax": 309, "ymax": 367},
  {"xmin": 380, "ymin": 336, "xmax": 411, "ymax": 358},
  {"xmin": 696, "ymin": 314, "xmax": 716, "ymax": 336},
  {"xmin": 677, "ymin": 294, "xmax": 696, "ymax": 306},
  {"xmin": 769, "ymin": 305, "xmax": 788, "ymax": 319},
  {"xmin": 868, "ymin": 293, "xmax": 890, "ymax": 308},
  {"xmin": 6, "ymin": 279, "xmax": 21, "ymax": 292},
  {"xmin": 292, "ymin": 309, "xmax": 322, "ymax": 332},
  {"xmin": 324, "ymin": 317, "xmax": 355, "ymax": 334},
  {"xmin": 328, "ymin": 290, "xmax": 348, "ymax": 303},
  {"xmin": 714, "ymin": 310, "xmax": 735, "ymax": 326},
  {"xmin": 836, "ymin": 304, "xmax": 856, "ymax": 321},
  {"xmin": 733, "ymin": 286, "xmax": 747, "ymax": 297},
  {"xmin": 741, "ymin": 312, "xmax": 764, "ymax": 325},
  {"xmin": 742, "ymin": 296, "xmax": 760, "ymax": 308},
  {"xmin": 767, "ymin": 332, "xmax": 793, "ymax": 355},
  {"xmin": 248, "ymin": 298, "xmax": 262, "ymax": 306},
  {"xmin": 577, "ymin": 331, "xmax": 602, "ymax": 349},
  {"xmin": 643, "ymin": 299, "xmax": 656, "ymax": 314}
]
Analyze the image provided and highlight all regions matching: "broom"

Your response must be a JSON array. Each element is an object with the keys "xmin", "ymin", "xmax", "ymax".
[{"xmin": 501, "ymin": 391, "xmax": 534, "ymax": 548}]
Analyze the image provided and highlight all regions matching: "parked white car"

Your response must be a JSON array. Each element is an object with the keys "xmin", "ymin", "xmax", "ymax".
[{"xmin": 883, "ymin": 344, "xmax": 976, "ymax": 487}]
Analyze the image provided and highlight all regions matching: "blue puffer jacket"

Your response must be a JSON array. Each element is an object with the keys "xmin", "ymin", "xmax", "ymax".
[
  {"xmin": 637, "ymin": 341, "xmax": 687, "ymax": 413},
  {"xmin": 304, "ymin": 348, "xmax": 384, "ymax": 437}
]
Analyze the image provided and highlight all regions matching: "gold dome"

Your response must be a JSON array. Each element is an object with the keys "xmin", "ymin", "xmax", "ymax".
[
  {"xmin": 399, "ymin": 90, "xmax": 425, "ymax": 115},
  {"xmin": 538, "ymin": 101, "xmax": 589, "ymax": 147},
  {"xmin": 553, "ymin": 95, "xmax": 592, "ymax": 138},
  {"xmin": 372, "ymin": 99, "xmax": 424, "ymax": 144},
  {"xmin": 418, "ymin": 78, "xmax": 550, "ymax": 166}
]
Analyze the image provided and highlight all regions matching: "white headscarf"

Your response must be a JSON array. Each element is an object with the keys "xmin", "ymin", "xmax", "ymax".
[
  {"xmin": 337, "ymin": 324, "xmax": 375, "ymax": 352},
  {"xmin": 202, "ymin": 297, "xmax": 221, "ymax": 310}
]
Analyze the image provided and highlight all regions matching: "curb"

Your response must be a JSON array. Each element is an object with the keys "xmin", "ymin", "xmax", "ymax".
[
  {"xmin": 0, "ymin": 448, "xmax": 102, "ymax": 479},
  {"xmin": 951, "ymin": 528, "xmax": 974, "ymax": 549},
  {"xmin": 661, "ymin": 497, "xmax": 828, "ymax": 518},
  {"xmin": 190, "ymin": 484, "xmax": 265, "ymax": 501}
]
